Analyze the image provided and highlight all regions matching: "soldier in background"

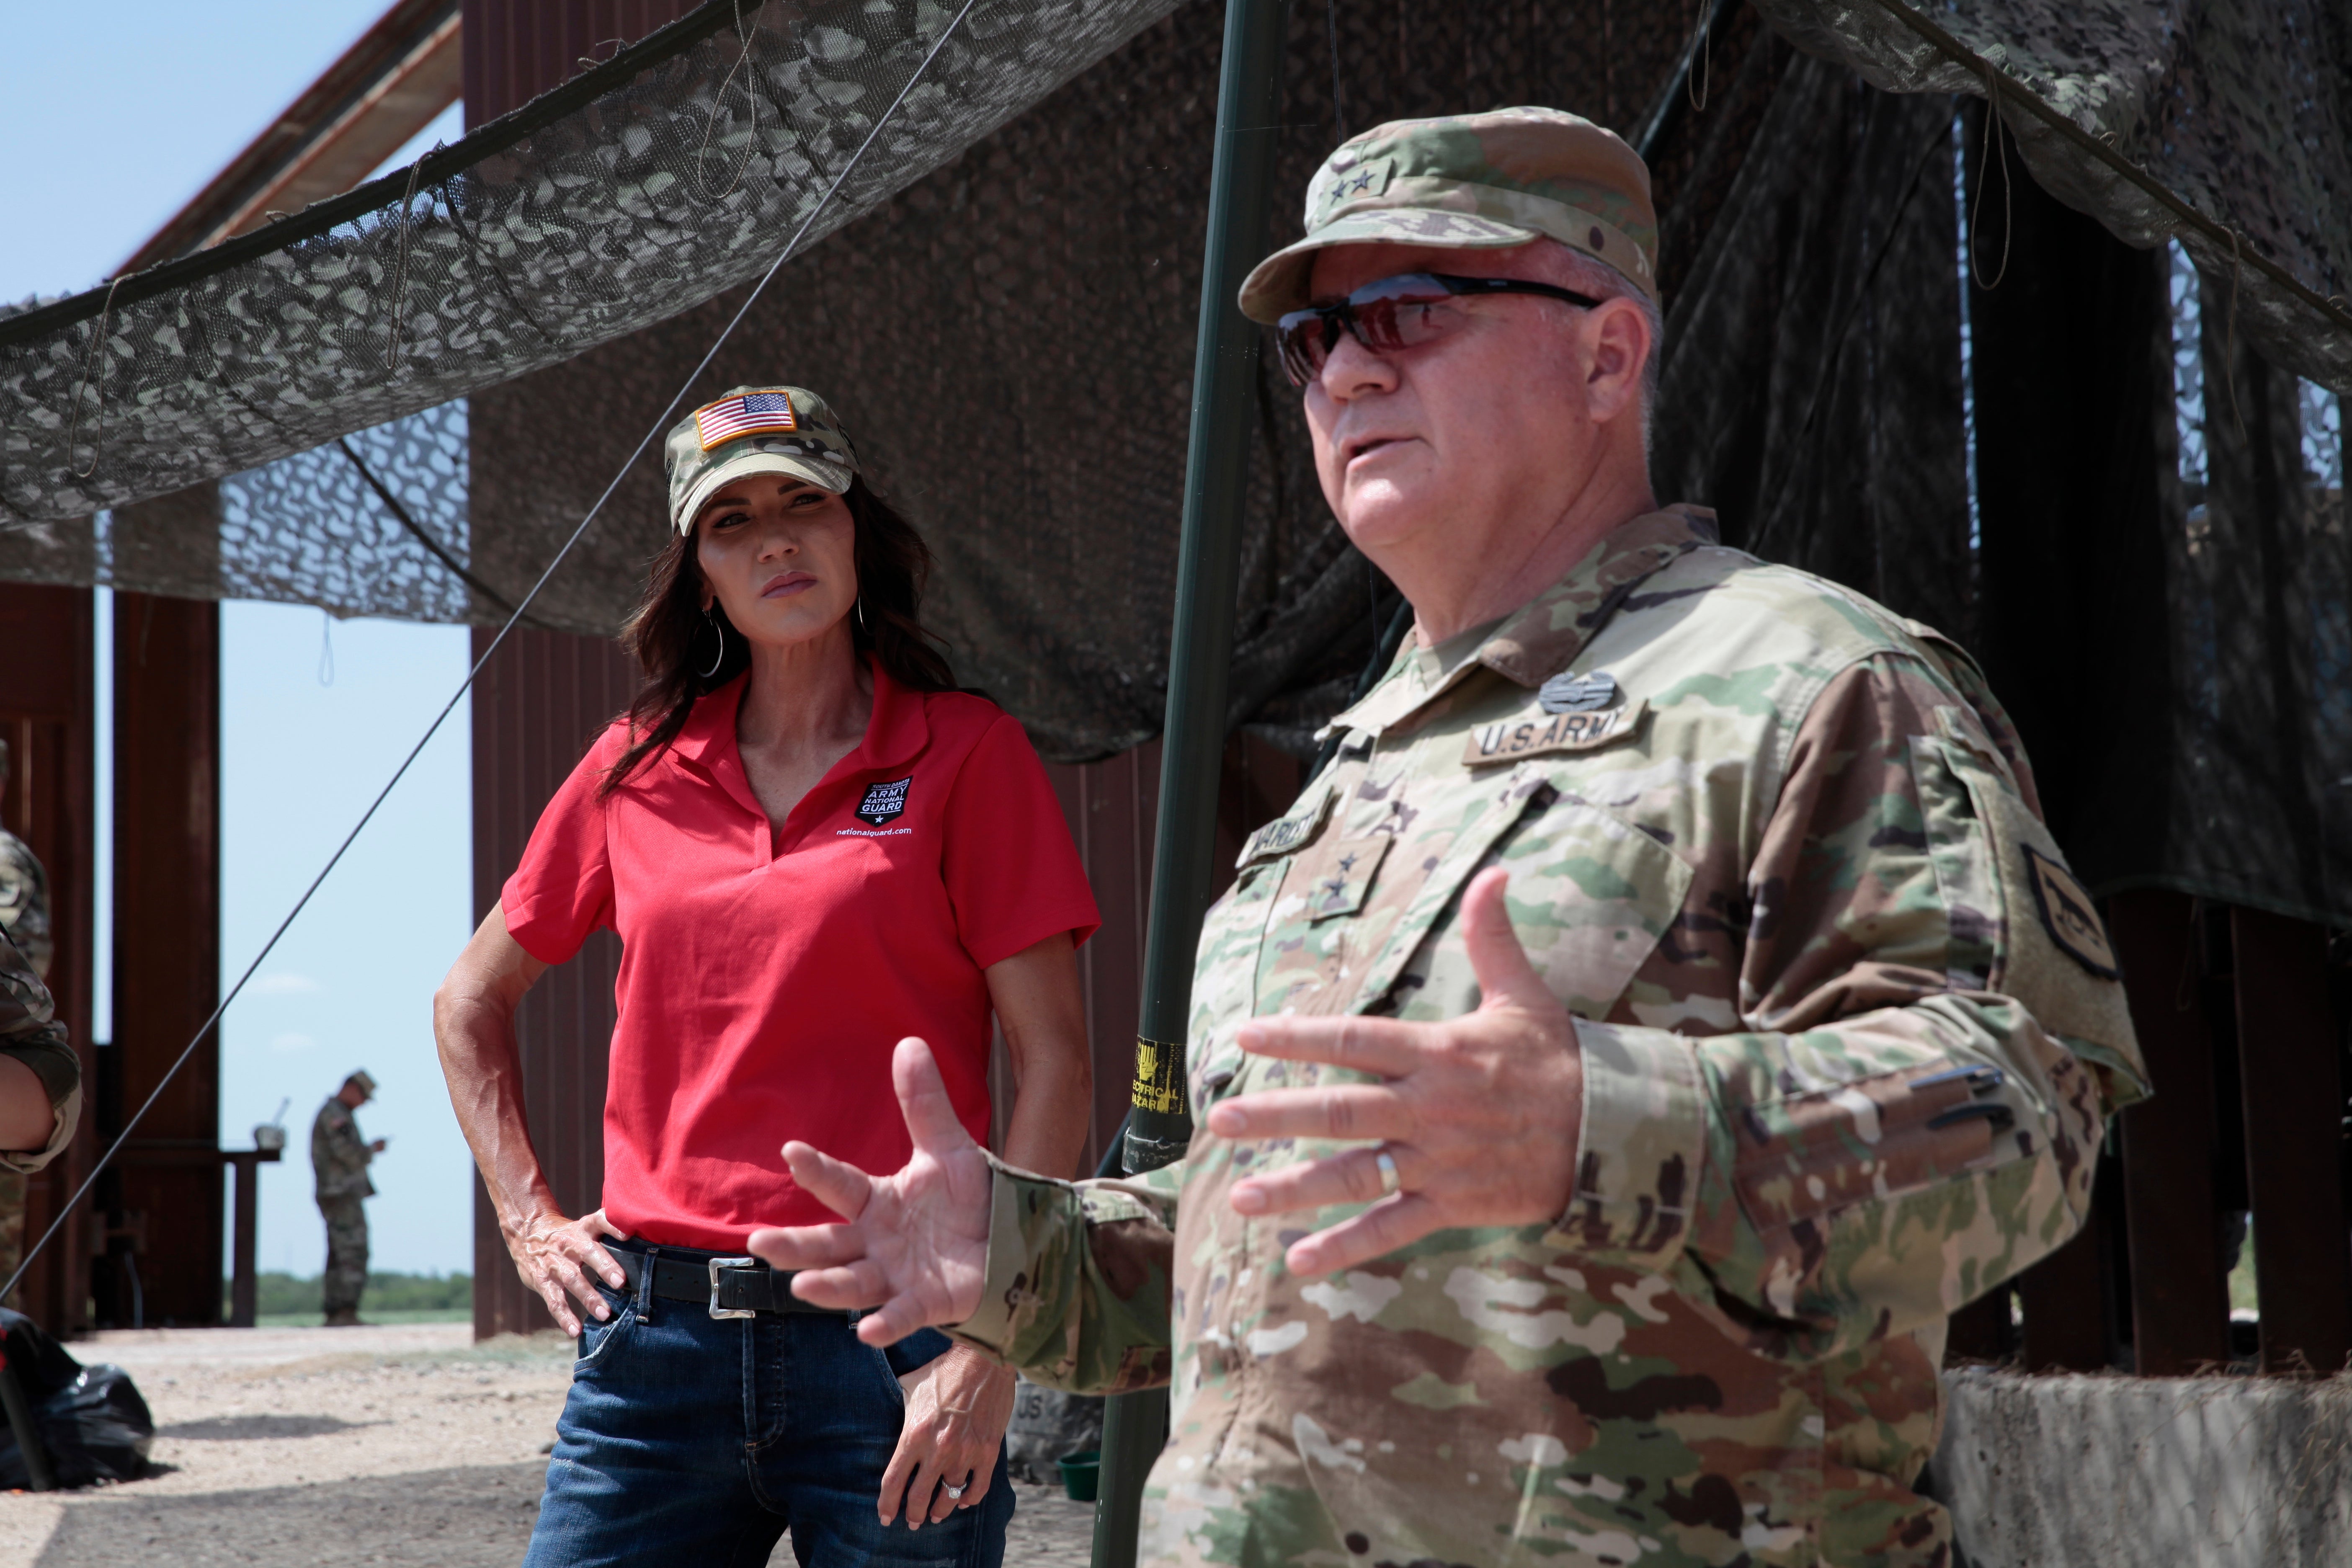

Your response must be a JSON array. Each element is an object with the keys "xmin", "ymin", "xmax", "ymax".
[
  {"xmin": 751, "ymin": 109, "xmax": 2150, "ymax": 1566},
  {"xmin": 311, "ymin": 1070, "xmax": 384, "ymax": 1327},
  {"xmin": 0, "ymin": 739, "xmax": 55, "ymax": 1306}
]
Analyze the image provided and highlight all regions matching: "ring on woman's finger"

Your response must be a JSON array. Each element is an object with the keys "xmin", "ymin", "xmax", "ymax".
[
  {"xmin": 1374, "ymin": 1146, "xmax": 1402, "ymax": 1199},
  {"xmin": 942, "ymin": 1478, "xmax": 969, "ymax": 1500}
]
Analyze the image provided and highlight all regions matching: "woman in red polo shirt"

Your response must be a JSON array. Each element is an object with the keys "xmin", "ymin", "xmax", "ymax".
[{"xmin": 433, "ymin": 385, "xmax": 1099, "ymax": 1568}]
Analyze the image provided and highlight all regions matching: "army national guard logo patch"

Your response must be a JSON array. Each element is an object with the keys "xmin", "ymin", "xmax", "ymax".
[
  {"xmin": 1464, "ymin": 700, "xmax": 1646, "ymax": 767},
  {"xmin": 2022, "ymin": 846, "xmax": 2120, "ymax": 979},
  {"xmin": 855, "ymin": 777, "xmax": 913, "ymax": 827}
]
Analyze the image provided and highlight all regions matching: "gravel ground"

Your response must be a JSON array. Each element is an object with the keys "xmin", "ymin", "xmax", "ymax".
[{"xmin": 0, "ymin": 1324, "xmax": 1099, "ymax": 1567}]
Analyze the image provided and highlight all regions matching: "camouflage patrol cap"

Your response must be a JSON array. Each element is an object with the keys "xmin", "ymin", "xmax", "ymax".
[
  {"xmin": 1238, "ymin": 106, "xmax": 1659, "ymax": 323},
  {"xmin": 664, "ymin": 385, "xmax": 860, "ymax": 535},
  {"xmin": 344, "ymin": 1070, "xmax": 377, "ymax": 1097}
]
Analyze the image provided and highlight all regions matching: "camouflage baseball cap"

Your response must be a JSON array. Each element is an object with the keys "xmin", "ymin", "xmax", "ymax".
[
  {"xmin": 1238, "ymin": 106, "xmax": 1659, "ymax": 323},
  {"xmin": 664, "ymin": 385, "xmax": 860, "ymax": 535},
  {"xmin": 344, "ymin": 1069, "xmax": 377, "ymax": 1097}
]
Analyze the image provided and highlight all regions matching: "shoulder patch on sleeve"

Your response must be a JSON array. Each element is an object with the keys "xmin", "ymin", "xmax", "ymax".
[{"xmin": 2022, "ymin": 846, "xmax": 2119, "ymax": 980}]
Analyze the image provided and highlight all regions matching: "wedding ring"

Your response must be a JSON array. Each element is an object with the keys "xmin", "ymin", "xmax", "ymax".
[
  {"xmin": 1375, "ymin": 1148, "xmax": 1401, "ymax": 1198},
  {"xmin": 943, "ymin": 1480, "xmax": 969, "ymax": 1500}
]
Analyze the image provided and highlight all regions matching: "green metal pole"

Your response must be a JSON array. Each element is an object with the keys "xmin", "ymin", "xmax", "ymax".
[{"xmin": 1090, "ymin": 4, "xmax": 1291, "ymax": 1567}]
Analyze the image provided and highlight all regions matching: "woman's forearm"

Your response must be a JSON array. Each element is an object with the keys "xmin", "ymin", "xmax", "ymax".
[
  {"xmin": 985, "ymin": 931, "xmax": 1095, "ymax": 1181},
  {"xmin": 433, "ymin": 909, "xmax": 559, "ymax": 1235},
  {"xmin": 998, "ymin": 1050, "xmax": 1093, "ymax": 1180},
  {"xmin": 436, "ymin": 909, "xmax": 623, "ymax": 1334},
  {"xmin": 437, "ymin": 997, "xmax": 558, "ymax": 1228}
]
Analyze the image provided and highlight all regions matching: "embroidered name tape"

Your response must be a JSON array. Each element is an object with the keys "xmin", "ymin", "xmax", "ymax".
[
  {"xmin": 1238, "ymin": 789, "xmax": 1334, "ymax": 864},
  {"xmin": 694, "ymin": 389, "xmax": 799, "ymax": 451},
  {"xmin": 1463, "ymin": 699, "xmax": 1647, "ymax": 767}
]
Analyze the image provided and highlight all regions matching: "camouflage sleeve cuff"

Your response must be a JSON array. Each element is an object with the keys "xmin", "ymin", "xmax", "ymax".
[
  {"xmin": 0, "ymin": 1026, "xmax": 80, "ymax": 1175},
  {"xmin": 951, "ymin": 1153, "xmax": 1055, "ymax": 1356},
  {"xmin": 1551, "ymin": 1020, "xmax": 1707, "ymax": 1271},
  {"xmin": 946, "ymin": 1149, "xmax": 1175, "ymax": 1392}
]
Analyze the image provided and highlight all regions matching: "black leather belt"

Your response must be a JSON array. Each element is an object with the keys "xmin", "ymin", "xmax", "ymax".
[{"xmin": 611, "ymin": 1247, "xmax": 846, "ymax": 1319}]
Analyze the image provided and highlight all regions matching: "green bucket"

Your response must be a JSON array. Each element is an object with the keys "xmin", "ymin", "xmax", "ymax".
[{"xmin": 1057, "ymin": 1449, "xmax": 1101, "ymax": 1503}]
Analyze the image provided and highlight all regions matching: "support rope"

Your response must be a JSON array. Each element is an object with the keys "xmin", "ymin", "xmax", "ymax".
[
  {"xmin": 64, "ymin": 277, "xmax": 125, "ymax": 480},
  {"xmin": 383, "ymin": 154, "xmax": 431, "ymax": 371},
  {"xmin": 1968, "ymin": 67, "xmax": 2011, "ymax": 290}
]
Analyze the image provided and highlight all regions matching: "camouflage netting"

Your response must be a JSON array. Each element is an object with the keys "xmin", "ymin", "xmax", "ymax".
[
  {"xmin": 0, "ymin": 0, "xmax": 1189, "ymax": 535},
  {"xmin": 1754, "ymin": 0, "xmax": 2352, "ymax": 394}
]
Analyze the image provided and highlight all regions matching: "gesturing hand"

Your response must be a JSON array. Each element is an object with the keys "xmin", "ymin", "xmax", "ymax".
[
  {"xmin": 748, "ymin": 1037, "xmax": 995, "ymax": 1346},
  {"xmin": 1204, "ymin": 867, "xmax": 1585, "ymax": 1278}
]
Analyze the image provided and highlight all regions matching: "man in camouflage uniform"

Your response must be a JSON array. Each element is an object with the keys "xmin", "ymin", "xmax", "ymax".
[
  {"xmin": 0, "ymin": 740, "xmax": 56, "ymax": 1305},
  {"xmin": 312, "ymin": 1070, "xmax": 383, "ymax": 1326},
  {"xmin": 751, "ymin": 108, "xmax": 2148, "ymax": 1568}
]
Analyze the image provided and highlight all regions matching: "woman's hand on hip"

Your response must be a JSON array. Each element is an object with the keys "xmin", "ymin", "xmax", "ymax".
[
  {"xmin": 879, "ymin": 1346, "xmax": 1016, "ymax": 1529},
  {"xmin": 507, "ymin": 1205, "xmax": 627, "ymax": 1336},
  {"xmin": 747, "ymin": 1037, "xmax": 992, "ymax": 1345}
]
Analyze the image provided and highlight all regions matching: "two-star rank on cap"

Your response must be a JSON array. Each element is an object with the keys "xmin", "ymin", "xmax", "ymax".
[{"xmin": 694, "ymin": 389, "xmax": 799, "ymax": 450}]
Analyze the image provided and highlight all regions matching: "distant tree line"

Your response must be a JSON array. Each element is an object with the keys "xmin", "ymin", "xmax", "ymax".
[{"xmin": 230, "ymin": 1271, "xmax": 473, "ymax": 1316}]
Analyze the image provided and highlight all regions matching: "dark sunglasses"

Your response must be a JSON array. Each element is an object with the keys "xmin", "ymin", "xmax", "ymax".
[{"xmin": 1274, "ymin": 271, "xmax": 1604, "ymax": 387}]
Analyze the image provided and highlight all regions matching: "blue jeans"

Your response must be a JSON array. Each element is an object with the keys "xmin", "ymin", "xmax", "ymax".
[{"xmin": 523, "ymin": 1245, "xmax": 1014, "ymax": 1568}]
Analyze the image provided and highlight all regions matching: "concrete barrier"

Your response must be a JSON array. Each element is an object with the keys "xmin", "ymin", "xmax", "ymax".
[{"xmin": 1933, "ymin": 1366, "xmax": 2352, "ymax": 1567}]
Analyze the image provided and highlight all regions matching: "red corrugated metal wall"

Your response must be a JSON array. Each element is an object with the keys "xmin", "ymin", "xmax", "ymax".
[
  {"xmin": 0, "ymin": 584, "xmax": 96, "ymax": 1333},
  {"xmin": 467, "ymin": 626, "xmax": 637, "ymax": 1338},
  {"xmin": 461, "ymin": 0, "xmax": 699, "ymax": 122}
]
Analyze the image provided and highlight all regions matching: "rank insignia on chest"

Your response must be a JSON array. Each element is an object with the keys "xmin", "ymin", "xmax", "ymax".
[
  {"xmin": 855, "ymin": 776, "xmax": 913, "ymax": 826},
  {"xmin": 1463, "ymin": 699, "xmax": 1647, "ymax": 767},
  {"xmin": 1538, "ymin": 670, "xmax": 1617, "ymax": 712}
]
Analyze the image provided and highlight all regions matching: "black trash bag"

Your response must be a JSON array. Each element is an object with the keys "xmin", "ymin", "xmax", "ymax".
[
  {"xmin": 0, "ymin": 1309, "xmax": 81, "ymax": 1399},
  {"xmin": 34, "ymin": 1363, "xmax": 155, "ymax": 1487},
  {"xmin": 0, "ymin": 1308, "xmax": 153, "ymax": 1488},
  {"xmin": 1005, "ymin": 1377, "xmax": 1102, "ymax": 1485}
]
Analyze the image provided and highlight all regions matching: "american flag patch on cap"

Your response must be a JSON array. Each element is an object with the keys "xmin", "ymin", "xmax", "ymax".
[{"xmin": 694, "ymin": 389, "xmax": 798, "ymax": 450}]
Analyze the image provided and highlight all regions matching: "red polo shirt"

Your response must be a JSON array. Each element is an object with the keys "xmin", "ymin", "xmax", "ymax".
[{"xmin": 501, "ymin": 663, "xmax": 1099, "ymax": 1251}]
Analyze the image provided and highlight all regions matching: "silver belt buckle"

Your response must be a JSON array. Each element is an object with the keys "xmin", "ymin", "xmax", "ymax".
[{"xmin": 707, "ymin": 1255, "xmax": 759, "ymax": 1320}]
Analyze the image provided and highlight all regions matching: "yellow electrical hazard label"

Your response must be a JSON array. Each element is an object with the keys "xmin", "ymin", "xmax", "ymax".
[{"xmin": 1131, "ymin": 1037, "xmax": 1186, "ymax": 1117}]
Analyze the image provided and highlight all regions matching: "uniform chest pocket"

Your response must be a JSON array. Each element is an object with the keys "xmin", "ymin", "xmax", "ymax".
[
  {"xmin": 1491, "ymin": 785, "xmax": 1695, "ymax": 1019},
  {"xmin": 1357, "ymin": 774, "xmax": 1695, "ymax": 1024}
]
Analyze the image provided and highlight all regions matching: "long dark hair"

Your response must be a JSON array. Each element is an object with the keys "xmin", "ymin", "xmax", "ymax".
[{"xmin": 600, "ymin": 474, "xmax": 956, "ymax": 795}]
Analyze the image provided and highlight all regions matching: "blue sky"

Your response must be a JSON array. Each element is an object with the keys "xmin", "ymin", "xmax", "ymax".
[{"xmin": 5, "ymin": 5, "xmax": 477, "ymax": 1276}]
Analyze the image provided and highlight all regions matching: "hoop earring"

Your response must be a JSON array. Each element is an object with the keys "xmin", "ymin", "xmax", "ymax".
[
  {"xmin": 697, "ymin": 609, "xmax": 726, "ymax": 680},
  {"xmin": 856, "ymin": 598, "xmax": 867, "ymax": 632}
]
